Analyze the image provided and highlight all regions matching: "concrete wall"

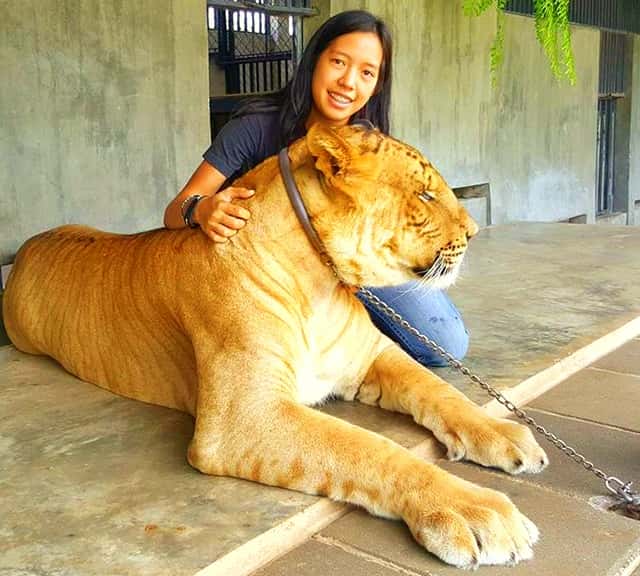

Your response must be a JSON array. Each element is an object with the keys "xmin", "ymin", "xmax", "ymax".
[
  {"xmin": 0, "ymin": 0, "xmax": 210, "ymax": 265},
  {"xmin": 630, "ymin": 36, "xmax": 640, "ymax": 225},
  {"xmin": 320, "ymin": 0, "xmax": 601, "ymax": 224},
  {"xmin": 491, "ymin": 16, "xmax": 599, "ymax": 223}
]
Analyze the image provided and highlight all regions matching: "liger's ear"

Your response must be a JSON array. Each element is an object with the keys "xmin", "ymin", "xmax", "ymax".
[{"xmin": 306, "ymin": 123, "xmax": 352, "ymax": 180}]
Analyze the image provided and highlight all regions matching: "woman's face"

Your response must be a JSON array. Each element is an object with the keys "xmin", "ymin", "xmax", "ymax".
[{"xmin": 308, "ymin": 31, "xmax": 383, "ymax": 127}]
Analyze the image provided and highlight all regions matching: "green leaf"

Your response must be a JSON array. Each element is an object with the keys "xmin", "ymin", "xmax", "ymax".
[
  {"xmin": 489, "ymin": 0, "xmax": 508, "ymax": 86},
  {"xmin": 464, "ymin": 0, "xmax": 577, "ymax": 85},
  {"xmin": 463, "ymin": 0, "xmax": 495, "ymax": 17}
]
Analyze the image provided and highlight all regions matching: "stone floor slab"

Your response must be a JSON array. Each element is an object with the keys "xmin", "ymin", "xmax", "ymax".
[
  {"xmin": 321, "ymin": 462, "xmax": 640, "ymax": 576},
  {"xmin": 593, "ymin": 338, "xmax": 640, "ymax": 376},
  {"xmin": 483, "ymin": 410, "xmax": 640, "ymax": 500},
  {"xmin": 251, "ymin": 539, "xmax": 409, "ymax": 576},
  {"xmin": 528, "ymin": 367, "xmax": 640, "ymax": 432},
  {"xmin": 441, "ymin": 225, "xmax": 640, "ymax": 405}
]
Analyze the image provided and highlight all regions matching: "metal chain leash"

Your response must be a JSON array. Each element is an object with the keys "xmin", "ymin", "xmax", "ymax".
[{"xmin": 358, "ymin": 287, "xmax": 640, "ymax": 508}]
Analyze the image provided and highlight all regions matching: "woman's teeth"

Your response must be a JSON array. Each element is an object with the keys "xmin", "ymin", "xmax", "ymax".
[{"xmin": 329, "ymin": 92, "xmax": 352, "ymax": 104}]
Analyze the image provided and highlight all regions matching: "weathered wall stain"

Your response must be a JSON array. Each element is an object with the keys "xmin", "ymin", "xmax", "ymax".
[{"xmin": 0, "ymin": 0, "xmax": 209, "ymax": 263}]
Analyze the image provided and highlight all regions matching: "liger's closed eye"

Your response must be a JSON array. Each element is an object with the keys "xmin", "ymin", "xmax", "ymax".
[{"xmin": 418, "ymin": 191, "xmax": 434, "ymax": 203}]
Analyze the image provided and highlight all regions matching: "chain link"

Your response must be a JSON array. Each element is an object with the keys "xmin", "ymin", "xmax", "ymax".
[{"xmin": 358, "ymin": 287, "xmax": 640, "ymax": 506}]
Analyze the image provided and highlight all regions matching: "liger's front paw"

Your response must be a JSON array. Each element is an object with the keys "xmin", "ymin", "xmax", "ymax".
[
  {"xmin": 406, "ymin": 478, "xmax": 539, "ymax": 568},
  {"xmin": 434, "ymin": 410, "xmax": 549, "ymax": 475}
]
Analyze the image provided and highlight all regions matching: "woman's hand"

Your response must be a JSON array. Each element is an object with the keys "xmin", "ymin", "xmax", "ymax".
[
  {"xmin": 165, "ymin": 161, "xmax": 255, "ymax": 241},
  {"xmin": 194, "ymin": 187, "xmax": 255, "ymax": 243}
]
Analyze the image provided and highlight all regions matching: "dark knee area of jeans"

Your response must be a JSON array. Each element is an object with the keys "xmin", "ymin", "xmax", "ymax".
[
  {"xmin": 356, "ymin": 286, "xmax": 470, "ymax": 369},
  {"xmin": 414, "ymin": 329, "xmax": 469, "ymax": 367},
  {"xmin": 366, "ymin": 307, "xmax": 470, "ymax": 368}
]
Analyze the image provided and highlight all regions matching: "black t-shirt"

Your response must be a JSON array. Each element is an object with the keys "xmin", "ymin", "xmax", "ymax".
[{"xmin": 203, "ymin": 112, "xmax": 283, "ymax": 185}]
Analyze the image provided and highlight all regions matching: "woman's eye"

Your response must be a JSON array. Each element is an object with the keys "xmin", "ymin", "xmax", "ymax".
[
  {"xmin": 418, "ymin": 191, "xmax": 434, "ymax": 203},
  {"xmin": 363, "ymin": 69, "xmax": 376, "ymax": 79},
  {"xmin": 332, "ymin": 58, "xmax": 345, "ymax": 66}
]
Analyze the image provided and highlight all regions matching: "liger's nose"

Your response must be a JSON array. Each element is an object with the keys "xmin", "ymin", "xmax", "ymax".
[
  {"xmin": 467, "ymin": 218, "xmax": 479, "ymax": 239},
  {"xmin": 460, "ymin": 206, "xmax": 479, "ymax": 239}
]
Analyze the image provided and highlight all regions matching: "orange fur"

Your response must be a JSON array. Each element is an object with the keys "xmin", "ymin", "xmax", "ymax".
[{"xmin": 3, "ymin": 124, "xmax": 547, "ymax": 568}]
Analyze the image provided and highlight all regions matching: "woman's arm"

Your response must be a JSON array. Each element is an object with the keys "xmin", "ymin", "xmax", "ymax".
[{"xmin": 164, "ymin": 160, "xmax": 254, "ymax": 242}]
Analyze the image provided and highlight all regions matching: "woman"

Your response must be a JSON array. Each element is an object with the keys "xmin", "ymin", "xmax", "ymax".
[{"xmin": 164, "ymin": 10, "xmax": 469, "ymax": 367}]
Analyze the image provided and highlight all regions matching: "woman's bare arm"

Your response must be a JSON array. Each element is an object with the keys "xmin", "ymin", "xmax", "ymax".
[{"xmin": 164, "ymin": 161, "xmax": 254, "ymax": 242}]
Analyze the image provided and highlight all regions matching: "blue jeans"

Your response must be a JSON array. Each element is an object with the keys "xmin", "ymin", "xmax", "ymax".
[{"xmin": 356, "ymin": 282, "xmax": 469, "ymax": 367}]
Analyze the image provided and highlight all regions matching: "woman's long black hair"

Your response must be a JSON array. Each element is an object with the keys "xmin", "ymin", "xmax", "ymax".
[{"xmin": 236, "ymin": 10, "xmax": 393, "ymax": 147}]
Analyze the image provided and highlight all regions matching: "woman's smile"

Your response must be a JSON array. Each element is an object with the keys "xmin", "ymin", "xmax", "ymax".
[{"xmin": 328, "ymin": 91, "xmax": 354, "ymax": 107}]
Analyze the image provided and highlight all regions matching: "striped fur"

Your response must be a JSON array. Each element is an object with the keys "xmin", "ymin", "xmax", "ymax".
[{"xmin": 3, "ymin": 124, "xmax": 547, "ymax": 568}]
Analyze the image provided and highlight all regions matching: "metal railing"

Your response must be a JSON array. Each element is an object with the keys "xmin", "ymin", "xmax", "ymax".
[
  {"xmin": 506, "ymin": 0, "xmax": 640, "ymax": 34},
  {"xmin": 207, "ymin": 0, "xmax": 313, "ymax": 95}
]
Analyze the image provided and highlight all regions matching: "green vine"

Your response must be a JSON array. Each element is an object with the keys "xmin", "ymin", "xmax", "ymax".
[{"xmin": 463, "ymin": 0, "xmax": 577, "ymax": 85}]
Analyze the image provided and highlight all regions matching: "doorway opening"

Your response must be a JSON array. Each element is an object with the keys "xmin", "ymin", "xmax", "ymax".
[
  {"xmin": 595, "ymin": 31, "xmax": 633, "ymax": 222},
  {"xmin": 206, "ymin": 1, "xmax": 314, "ymax": 139}
]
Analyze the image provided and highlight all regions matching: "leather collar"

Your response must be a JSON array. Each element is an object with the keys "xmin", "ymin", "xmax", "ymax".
[{"xmin": 278, "ymin": 147, "xmax": 342, "ymax": 281}]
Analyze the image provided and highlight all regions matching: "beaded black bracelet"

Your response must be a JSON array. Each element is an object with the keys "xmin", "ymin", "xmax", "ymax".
[{"xmin": 181, "ymin": 195, "xmax": 203, "ymax": 228}]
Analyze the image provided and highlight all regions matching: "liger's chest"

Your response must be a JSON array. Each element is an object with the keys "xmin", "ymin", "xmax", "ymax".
[{"xmin": 293, "ymin": 296, "xmax": 384, "ymax": 405}]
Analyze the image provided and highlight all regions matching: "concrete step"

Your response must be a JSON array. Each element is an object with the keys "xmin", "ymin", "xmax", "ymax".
[{"xmin": 597, "ymin": 212, "xmax": 628, "ymax": 226}]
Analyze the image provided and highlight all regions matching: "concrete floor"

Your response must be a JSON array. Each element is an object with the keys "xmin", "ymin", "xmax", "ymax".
[{"xmin": 1, "ymin": 223, "xmax": 640, "ymax": 575}]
